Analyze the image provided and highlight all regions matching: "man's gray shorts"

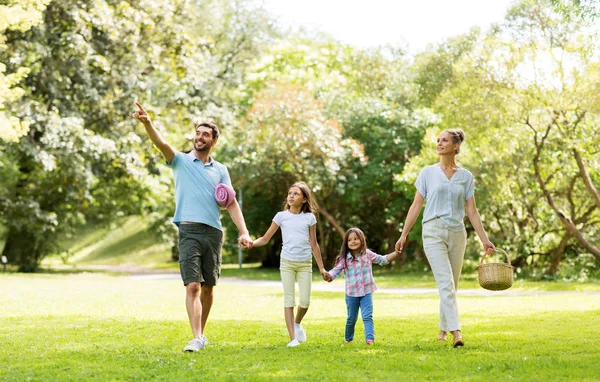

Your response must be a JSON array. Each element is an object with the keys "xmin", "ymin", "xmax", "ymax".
[{"xmin": 178, "ymin": 223, "xmax": 223, "ymax": 287}]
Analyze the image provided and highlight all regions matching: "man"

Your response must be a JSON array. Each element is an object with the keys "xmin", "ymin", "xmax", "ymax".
[{"xmin": 132, "ymin": 102, "xmax": 251, "ymax": 352}]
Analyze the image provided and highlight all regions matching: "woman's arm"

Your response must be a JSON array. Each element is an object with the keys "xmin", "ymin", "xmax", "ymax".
[
  {"xmin": 395, "ymin": 191, "xmax": 425, "ymax": 252},
  {"xmin": 465, "ymin": 196, "xmax": 495, "ymax": 253},
  {"xmin": 250, "ymin": 222, "xmax": 280, "ymax": 248}
]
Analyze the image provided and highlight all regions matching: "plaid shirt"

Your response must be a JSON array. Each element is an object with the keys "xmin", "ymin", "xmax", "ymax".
[{"xmin": 328, "ymin": 249, "xmax": 389, "ymax": 297}]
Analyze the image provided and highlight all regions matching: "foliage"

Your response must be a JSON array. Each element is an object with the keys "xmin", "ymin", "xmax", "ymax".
[
  {"xmin": 320, "ymin": 47, "xmax": 434, "ymax": 263},
  {"xmin": 550, "ymin": 0, "xmax": 600, "ymax": 20},
  {"xmin": 224, "ymin": 79, "xmax": 365, "ymax": 265},
  {"xmin": 0, "ymin": 0, "xmax": 275, "ymax": 271},
  {"xmin": 230, "ymin": 38, "xmax": 431, "ymax": 266},
  {"xmin": 400, "ymin": 0, "xmax": 600, "ymax": 274},
  {"xmin": 0, "ymin": 0, "xmax": 52, "ymax": 142},
  {"xmin": 1, "ymin": 0, "xmax": 598, "ymax": 275}
]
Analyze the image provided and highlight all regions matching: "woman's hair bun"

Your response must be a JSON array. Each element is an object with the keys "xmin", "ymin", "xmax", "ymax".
[{"xmin": 446, "ymin": 129, "xmax": 465, "ymax": 144}]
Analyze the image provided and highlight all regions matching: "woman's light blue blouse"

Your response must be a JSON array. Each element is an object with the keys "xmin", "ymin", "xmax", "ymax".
[{"xmin": 414, "ymin": 164, "xmax": 475, "ymax": 232}]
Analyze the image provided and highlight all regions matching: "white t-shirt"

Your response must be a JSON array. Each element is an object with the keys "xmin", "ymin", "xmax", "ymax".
[{"xmin": 272, "ymin": 211, "xmax": 317, "ymax": 262}]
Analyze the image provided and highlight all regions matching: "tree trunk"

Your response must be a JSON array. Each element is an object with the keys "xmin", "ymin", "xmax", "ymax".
[
  {"xmin": 574, "ymin": 149, "xmax": 600, "ymax": 210},
  {"xmin": 1, "ymin": 227, "xmax": 45, "ymax": 272},
  {"xmin": 327, "ymin": 229, "xmax": 340, "ymax": 267},
  {"xmin": 530, "ymin": 122, "xmax": 600, "ymax": 260},
  {"xmin": 319, "ymin": 223, "xmax": 338, "ymax": 268},
  {"xmin": 545, "ymin": 231, "xmax": 572, "ymax": 276},
  {"xmin": 534, "ymin": 160, "xmax": 600, "ymax": 259},
  {"xmin": 318, "ymin": 206, "xmax": 345, "ymax": 239}
]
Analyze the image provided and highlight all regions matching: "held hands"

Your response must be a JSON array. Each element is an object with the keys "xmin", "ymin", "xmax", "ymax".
[
  {"xmin": 131, "ymin": 102, "xmax": 151, "ymax": 124},
  {"xmin": 395, "ymin": 235, "xmax": 407, "ymax": 253},
  {"xmin": 320, "ymin": 269, "xmax": 332, "ymax": 282},
  {"xmin": 237, "ymin": 233, "xmax": 253, "ymax": 249}
]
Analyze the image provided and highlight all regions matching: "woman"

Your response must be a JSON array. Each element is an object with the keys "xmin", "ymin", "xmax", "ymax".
[{"xmin": 395, "ymin": 129, "xmax": 495, "ymax": 347}]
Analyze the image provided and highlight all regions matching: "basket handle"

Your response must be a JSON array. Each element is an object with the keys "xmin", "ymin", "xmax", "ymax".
[{"xmin": 480, "ymin": 248, "xmax": 511, "ymax": 265}]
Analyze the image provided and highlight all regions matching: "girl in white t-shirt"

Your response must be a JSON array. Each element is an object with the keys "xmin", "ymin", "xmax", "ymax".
[{"xmin": 250, "ymin": 182, "xmax": 329, "ymax": 347}]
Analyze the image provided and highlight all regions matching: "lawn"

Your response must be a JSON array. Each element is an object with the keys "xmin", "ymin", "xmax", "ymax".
[{"xmin": 1, "ymin": 273, "xmax": 599, "ymax": 381}]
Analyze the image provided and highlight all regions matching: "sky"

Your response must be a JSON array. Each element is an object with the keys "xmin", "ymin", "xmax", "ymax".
[{"xmin": 261, "ymin": 0, "xmax": 516, "ymax": 53}]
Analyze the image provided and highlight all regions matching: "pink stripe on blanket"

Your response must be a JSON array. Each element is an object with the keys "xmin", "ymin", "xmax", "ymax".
[{"xmin": 214, "ymin": 183, "xmax": 236, "ymax": 208}]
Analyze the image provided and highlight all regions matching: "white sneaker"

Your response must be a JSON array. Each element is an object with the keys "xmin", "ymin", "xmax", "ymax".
[
  {"xmin": 199, "ymin": 335, "xmax": 209, "ymax": 346},
  {"xmin": 295, "ymin": 326, "xmax": 306, "ymax": 343},
  {"xmin": 183, "ymin": 337, "xmax": 207, "ymax": 352},
  {"xmin": 287, "ymin": 339, "xmax": 300, "ymax": 347}
]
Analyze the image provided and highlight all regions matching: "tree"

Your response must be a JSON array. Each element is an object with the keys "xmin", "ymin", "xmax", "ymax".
[
  {"xmin": 0, "ymin": 0, "xmax": 52, "ymax": 142},
  {"xmin": 550, "ymin": 0, "xmax": 600, "ymax": 20},
  {"xmin": 225, "ymin": 81, "xmax": 365, "ymax": 266},
  {"xmin": 0, "ymin": 0, "xmax": 276, "ymax": 271},
  {"xmin": 401, "ymin": 0, "xmax": 600, "ymax": 275},
  {"xmin": 507, "ymin": 0, "xmax": 600, "ymax": 261},
  {"xmin": 228, "ymin": 37, "xmax": 433, "ymax": 267}
]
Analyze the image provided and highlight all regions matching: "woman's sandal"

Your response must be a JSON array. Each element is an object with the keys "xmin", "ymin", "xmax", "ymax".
[
  {"xmin": 438, "ymin": 331, "xmax": 447, "ymax": 342},
  {"xmin": 453, "ymin": 336, "xmax": 464, "ymax": 348}
]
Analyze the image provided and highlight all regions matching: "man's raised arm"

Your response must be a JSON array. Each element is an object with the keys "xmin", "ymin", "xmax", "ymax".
[{"xmin": 132, "ymin": 102, "xmax": 176, "ymax": 163}]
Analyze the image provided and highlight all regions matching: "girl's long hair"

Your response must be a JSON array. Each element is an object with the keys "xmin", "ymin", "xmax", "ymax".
[
  {"xmin": 283, "ymin": 182, "xmax": 319, "ymax": 214},
  {"xmin": 334, "ymin": 228, "xmax": 367, "ymax": 270}
]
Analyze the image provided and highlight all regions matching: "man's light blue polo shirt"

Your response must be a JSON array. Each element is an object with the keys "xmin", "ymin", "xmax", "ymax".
[
  {"xmin": 167, "ymin": 151, "xmax": 232, "ymax": 231},
  {"xmin": 415, "ymin": 164, "xmax": 475, "ymax": 232}
]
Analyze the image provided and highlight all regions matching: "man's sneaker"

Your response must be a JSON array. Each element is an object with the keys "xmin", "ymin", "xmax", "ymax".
[
  {"xmin": 295, "ymin": 326, "xmax": 306, "ymax": 343},
  {"xmin": 366, "ymin": 340, "xmax": 374, "ymax": 345},
  {"xmin": 287, "ymin": 339, "xmax": 300, "ymax": 347},
  {"xmin": 183, "ymin": 338, "xmax": 206, "ymax": 352}
]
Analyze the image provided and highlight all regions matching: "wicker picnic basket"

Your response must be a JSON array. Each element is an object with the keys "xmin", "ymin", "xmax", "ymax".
[{"xmin": 476, "ymin": 248, "xmax": 514, "ymax": 291}]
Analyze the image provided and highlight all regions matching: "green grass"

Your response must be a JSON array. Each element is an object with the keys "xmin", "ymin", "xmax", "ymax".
[
  {"xmin": 44, "ymin": 216, "xmax": 173, "ymax": 269},
  {"xmin": 1, "ymin": 273, "xmax": 599, "ymax": 381},
  {"xmin": 224, "ymin": 263, "xmax": 600, "ymax": 292},
  {"xmin": 371, "ymin": 268, "xmax": 600, "ymax": 292}
]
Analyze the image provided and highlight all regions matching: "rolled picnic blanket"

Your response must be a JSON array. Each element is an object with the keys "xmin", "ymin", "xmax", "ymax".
[{"xmin": 214, "ymin": 183, "xmax": 236, "ymax": 208}]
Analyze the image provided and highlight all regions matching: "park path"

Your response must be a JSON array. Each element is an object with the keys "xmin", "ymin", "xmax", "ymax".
[
  {"xmin": 54, "ymin": 264, "xmax": 600, "ymax": 296},
  {"xmin": 126, "ymin": 272, "xmax": 600, "ymax": 297}
]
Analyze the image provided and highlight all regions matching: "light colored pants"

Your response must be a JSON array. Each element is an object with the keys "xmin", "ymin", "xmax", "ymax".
[
  {"xmin": 422, "ymin": 218, "xmax": 467, "ymax": 332},
  {"xmin": 280, "ymin": 258, "xmax": 312, "ymax": 308}
]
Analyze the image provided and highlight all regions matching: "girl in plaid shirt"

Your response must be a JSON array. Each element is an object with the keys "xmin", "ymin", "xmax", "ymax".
[{"xmin": 326, "ymin": 228, "xmax": 401, "ymax": 344}]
